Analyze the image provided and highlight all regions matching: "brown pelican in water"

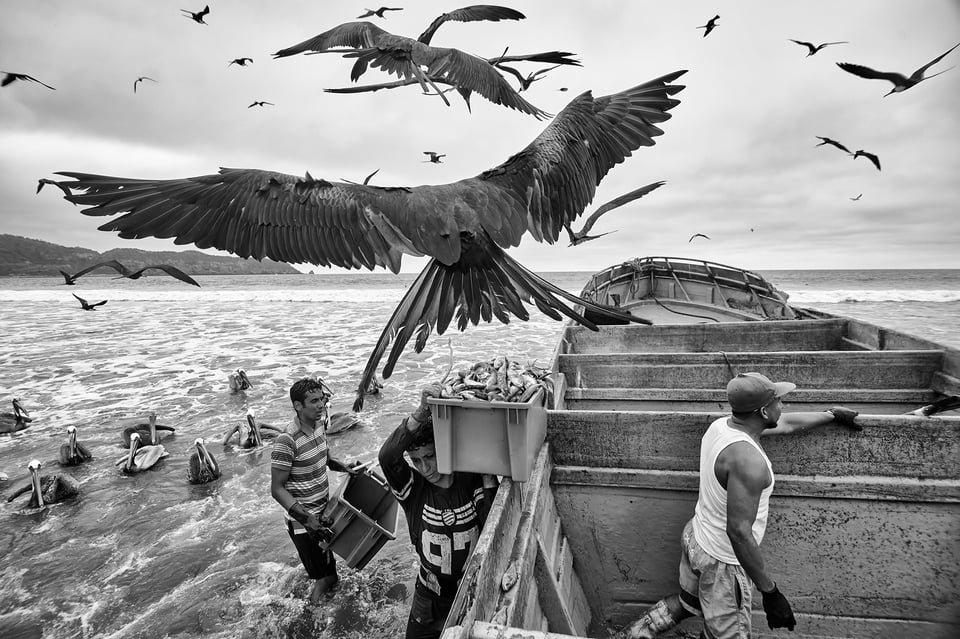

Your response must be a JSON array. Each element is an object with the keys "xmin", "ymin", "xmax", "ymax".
[
  {"xmin": 59, "ymin": 425, "xmax": 94, "ymax": 466},
  {"xmin": 121, "ymin": 413, "xmax": 175, "ymax": 447},
  {"xmin": 42, "ymin": 71, "xmax": 686, "ymax": 410},
  {"xmin": 227, "ymin": 368, "xmax": 253, "ymax": 392},
  {"xmin": 327, "ymin": 411, "xmax": 367, "ymax": 435},
  {"xmin": 6, "ymin": 459, "xmax": 81, "ymax": 508},
  {"xmin": 0, "ymin": 398, "xmax": 32, "ymax": 434},
  {"xmin": 118, "ymin": 432, "xmax": 168, "ymax": 473},
  {"xmin": 187, "ymin": 438, "xmax": 221, "ymax": 483},
  {"xmin": 837, "ymin": 42, "xmax": 960, "ymax": 96},
  {"xmin": 222, "ymin": 410, "xmax": 282, "ymax": 448}
]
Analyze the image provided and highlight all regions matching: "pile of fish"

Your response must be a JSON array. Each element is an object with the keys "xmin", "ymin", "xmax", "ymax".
[{"xmin": 438, "ymin": 356, "xmax": 553, "ymax": 405}]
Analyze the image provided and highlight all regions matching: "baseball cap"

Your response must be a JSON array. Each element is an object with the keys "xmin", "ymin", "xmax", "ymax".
[{"xmin": 726, "ymin": 372, "xmax": 796, "ymax": 413}]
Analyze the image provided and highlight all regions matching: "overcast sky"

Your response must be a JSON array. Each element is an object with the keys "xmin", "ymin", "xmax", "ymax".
[{"xmin": 2, "ymin": 1, "xmax": 958, "ymax": 274}]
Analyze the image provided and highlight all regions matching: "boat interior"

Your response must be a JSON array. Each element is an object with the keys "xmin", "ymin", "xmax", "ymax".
[{"xmin": 443, "ymin": 258, "xmax": 960, "ymax": 639}]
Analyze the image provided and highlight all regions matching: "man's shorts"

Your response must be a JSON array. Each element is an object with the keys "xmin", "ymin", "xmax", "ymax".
[
  {"xmin": 678, "ymin": 519, "xmax": 753, "ymax": 639},
  {"xmin": 287, "ymin": 520, "xmax": 337, "ymax": 580}
]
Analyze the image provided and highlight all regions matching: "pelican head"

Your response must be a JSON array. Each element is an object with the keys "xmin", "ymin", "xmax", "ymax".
[
  {"xmin": 67, "ymin": 425, "xmax": 78, "ymax": 457},
  {"xmin": 124, "ymin": 432, "xmax": 141, "ymax": 472},
  {"xmin": 28, "ymin": 459, "xmax": 44, "ymax": 508},
  {"xmin": 13, "ymin": 398, "xmax": 30, "ymax": 419},
  {"xmin": 147, "ymin": 412, "xmax": 157, "ymax": 445},
  {"xmin": 191, "ymin": 437, "xmax": 220, "ymax": 483},
  {"xmin": 236, "ymin": 369, "xmax": 252, "ymax": 390},
  {"xmin": 246, "ymin": 410, "xmax": 263, "ymax": 447}
]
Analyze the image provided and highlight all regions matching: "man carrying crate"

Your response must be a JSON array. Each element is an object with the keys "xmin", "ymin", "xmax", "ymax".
[{"xmin": 379, "ymin": 383, "xmax": 500, "ymax": 639}]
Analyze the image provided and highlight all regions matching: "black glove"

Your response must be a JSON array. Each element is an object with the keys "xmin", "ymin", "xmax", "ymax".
[
  {"xmin": 827, "ymin": 406, "xmax": 861, "ymax": 430},
  {"xmin": 761, "ymin": 583, "xmax": 796, "ymax": 631}
]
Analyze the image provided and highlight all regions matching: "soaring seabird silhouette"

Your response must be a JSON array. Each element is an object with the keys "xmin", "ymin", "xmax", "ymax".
[
  {"xmin": 248, "ymin": 100, "xmax": 274, "ymax": 108},
  {"xmin": 229, "ymin": 58, "xmax": 254, "ymax": 67},
  {"xmin": 697, "ymin": 15, "xmax": 720, "ymax": 38},
  {"xmin": 789, "ymin": 39, "xmax": 848, "ymax": 56},
  {"xmin": 423, "ymin": 151, "xmax": 446, "ymax": 163},
  {"xmin": 72, "ymin": 293, "xmax": 108, "ymax": 310},
  {"xmin": 43, "ymin": 71, "xmax": 687, "ymax": 410},
  {"xmin": 181, "ymin": 5, "xmax": 210, "ymax": 24},
  {"xmin": 850, "ymin": 193, "xmax": 863, "ymax": 201},
  {"xmin": 120, "ymin": 413, "xmax": 175, "ymax": 447},
  {"xmin": 565, "ymin": 182, "xmax": 665, "ymax": 246},
  {"xmin": 415, "ymin": 5, "xmax": 526, "ymax": 45},
  {"xmin": 688, "ymin": 233, "xmax": 711, "ymax": 242},
  {"xmin": 0, "ymin": 398, "xmax": 32, "ymax": 434},
  {"xmin": 134, "ymin": 76, "xmax": 157, "ymax": 93},
  {"xmin": 357, "ymin": 7, "xmax": 403, "ymax": 19},
  {"xmin": 851, "ymin": 149, "xmax": 881, "ymax": 171},
  {"xmin": 815, "ymin": 136, "xmax": 851, "ymax": 154},
  {"xmin": 59, "ymin": 425, "xmax": 94, "ymax": 466},
  {"xmin": 496, "ymin": 63, "xmax": 562, "ymax": 92},
  {"xmin": 187, "ymin": 438, "xmax": 221, "ymax": 484},
  {"xmin": 272, "ymin": 7, "xmax": 553, "ymax": 117},
  {"xmin": 6, "ymin": 460, "xmax": 80, "ymax": 508},
  {"xmin": 118, "ymin": 432, "xmax": 168, "ymax": 473},
  {"xmin": 60, "ymin": 259, "xmax": 131, "ymax": 285},
  {"xmin": 119, "ymin": 264, "xmax": 201, "ymax": 286},
  {"xmin": 837, "ymin": 42, "xmax": 960, "ymax": 96},
  {"xmin": 1, "ymin": 71, "xmax": 56, "ymax": 90}
]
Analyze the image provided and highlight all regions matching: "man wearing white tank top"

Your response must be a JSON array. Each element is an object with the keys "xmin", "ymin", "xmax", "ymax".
[{"xmin": 612, "ymin": 372, "xmax": 861, "ymax": 639}]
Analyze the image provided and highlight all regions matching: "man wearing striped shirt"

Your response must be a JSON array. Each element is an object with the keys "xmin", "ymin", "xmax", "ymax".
[
  {"xmin": 379, "ymin": 383, "xmax": 498, "ymax": 639},
  {"xmin": 271, "ymin": 377, "xmax": 357, "ymax": 603}
]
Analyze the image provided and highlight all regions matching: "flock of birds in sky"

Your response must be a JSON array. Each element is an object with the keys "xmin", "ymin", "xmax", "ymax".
[
  {"xmin": 6, "ymin": 5, "xmax": 960, "ymax": 412},
  {"xmin": 49, "ymin": 258, "xmax": 201, "ymax": 311}
]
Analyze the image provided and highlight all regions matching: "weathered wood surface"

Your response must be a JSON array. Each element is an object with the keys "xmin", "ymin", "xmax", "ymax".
[
  {"xmin": 558, "ymin": 350, "xmax": 945, "ymax": 390},
  {"xmin": 546, "ymin": 411, "xmax": 960, "ymax": 480},
  {"xmin": 565, "ymin": 319, "xmax": 847, "ymax": 354},
  {"xmin": 551, "ymin": 468, "xmax": 960, "ymax": 637}
]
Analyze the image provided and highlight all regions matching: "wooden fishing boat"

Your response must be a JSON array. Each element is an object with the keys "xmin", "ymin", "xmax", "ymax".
[{"xmin": 440, "ymin": 256, "xmax": 960, "ymax": 639}]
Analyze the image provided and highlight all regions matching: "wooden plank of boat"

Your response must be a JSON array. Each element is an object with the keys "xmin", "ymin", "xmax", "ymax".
[{"xmin": 443, "ymin": 257, "xmax": 960, "ymax": 639}]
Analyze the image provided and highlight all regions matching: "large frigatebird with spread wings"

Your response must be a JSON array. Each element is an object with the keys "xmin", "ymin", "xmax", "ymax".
[
  {"xmin": 272, "ymin": 5, "xmax": 570, "ymax": 117},
  {"xmin": 42, "ymin": 71, "xmax": 686, "ymax": 410}
]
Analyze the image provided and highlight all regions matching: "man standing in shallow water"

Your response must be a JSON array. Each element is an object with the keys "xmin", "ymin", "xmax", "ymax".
[
  {"xmin": 270, "ymin": 376, "xmax": 359, "ymax": 603},
  {"xmin": 379, "ymin": 382, "xmax": 499, "ymax": 639}
]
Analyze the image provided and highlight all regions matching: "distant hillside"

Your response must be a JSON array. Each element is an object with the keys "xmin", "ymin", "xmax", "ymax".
[{"xmin": 0, "ymin": 234, "xmax": 299, "ymax": 276}]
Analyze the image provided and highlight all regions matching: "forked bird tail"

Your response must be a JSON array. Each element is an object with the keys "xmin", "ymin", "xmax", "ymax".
[{"xmin": 352, "ymin": 248, "xmax": 649, "ymax": 410}]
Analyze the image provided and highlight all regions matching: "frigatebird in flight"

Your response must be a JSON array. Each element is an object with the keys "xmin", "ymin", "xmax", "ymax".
[
  {"xmin": 41, "ymin": 71, "xmax": 686, "ymax": 410},
  {"xmin": 837, "ymin": 42, "xmax": 960, "ymax": 96}
]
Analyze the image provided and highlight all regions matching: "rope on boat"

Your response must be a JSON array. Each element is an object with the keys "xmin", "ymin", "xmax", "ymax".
[{"xmin": 651, "ymin": 296, "xmax": 721, "ymax": 323}]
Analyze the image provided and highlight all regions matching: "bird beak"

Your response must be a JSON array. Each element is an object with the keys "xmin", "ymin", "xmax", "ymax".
[
  {"xmin": 14, "ymin": 399, "xmax": 29, "ymax": 418},
  {"xmin": 125, "ymin": 434, "xmax": 140, "ymax": 470},
  {"xmin": 247, "ymin": 413, "xmax": 262, "ymax": 446},
  {"xmin": 29, "ymin": 462, "xmax": 44, "ymax": 509},
  {"xmin": 69, "ymin": 429, "xmax": 78, "ymax": 457},
  {"xmin": 148, "ymin": 413, "xmax": 157, "ymax": 445},
  {"xmin": 239, "ymin": 370, "xmax": 252, "ymax": 389}
]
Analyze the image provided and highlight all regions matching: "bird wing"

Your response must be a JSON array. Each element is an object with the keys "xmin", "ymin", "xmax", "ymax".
[
  {"xmin": 490, "ymin": 51, "xmax": 581, "ymax": 67},
  {"xmin": 353, "ymin": 243, "xmax": 647, "ymax": 410},
  {"xmin": 72, "ymin": 293, "xmax": 88, "ymax": 306},
  {"xmin": 59, "ymin": 269, "xmax": 75, "ymax": 284},
  {"xmin": 48, "ymin": 72, "xmax": 684, "ymax": 273},
  {"xmin": 478, "ymin": 71, "xmax": 685, "ymax": 245},
  {"xmin": 128, "ymin": 265, "xmax": 201, "ymax": 287},
  {"xmin": 789, "ymin": 39, "xmax": 814, "ymax": 51},
  {"xmin": 417, "ymin": 5, "xmax": 526, "ymax": 44},
  {"xmin": 836, "ymin": 62, "xmax": 903, "ymax": 83},
  {"xmin": 816, "ymin": 136, "xmax": 851, "ymax": 153},
  {"xmin": 911, "ymin": 42, "xmax": 960, "ymax": 79},
  {"xmin": 273, "ymin": 22, "xmax": 392, "ymax": 57},
  {"xmin": 71, "ymin": 259, "xmax": 130, "ymax": 279},
  {"xmin": 571, "ymin": 181, "xmax": 665, "ymax": 237}
]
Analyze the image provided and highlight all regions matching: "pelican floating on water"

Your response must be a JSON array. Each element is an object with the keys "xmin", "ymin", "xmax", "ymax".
[
  {"xmin": 227, "ymin": 368, "xmax": 253, "ymax": 392},
  {"xmin": 6, "ymin": 459, "xmax": 81, "ymax": 508},
  {"xmin": 187, "ymin": 438, "xmax": 221, "ymax": 484},
  {"xmin": 121, "ymin": 412, "xmax": 175, "ymax": 447},
  {"xmin": 118, "ymin": 432, "xmax": 168, "ymax": 473},
  {"xmin": 327, "ymin": 410, "xmax": 367, "ymax": 435},
  {"xmin": 0, "ymin": 398, "xmax": 33, "ymax": 434},
  {"xmin": 223, "ymin": 410, "xmax": 282, "ymax": 448},
  {"xmin": 59, "ymin": 425, "xmax": 94, "ymax": 466}
]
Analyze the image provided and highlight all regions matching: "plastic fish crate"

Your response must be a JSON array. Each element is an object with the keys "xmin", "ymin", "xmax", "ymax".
[
  {"xmin": 321, "ymin": 468, "xmax": 399, "ymax": 570},
  {"xmin": 427, "ymin": 388, "xmax": 547, "ymax": 481}
]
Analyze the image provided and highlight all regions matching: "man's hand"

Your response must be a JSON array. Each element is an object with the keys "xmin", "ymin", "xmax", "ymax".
[
  {"xmin": 761, "ymin": 584, "xmax": 796, "ymax": 631},
  {"xmin": 412, "ymin": 382, "xmax": 444, "ymax": 423},
  {"xmin": 289, "ymin": 501, "xmax": 332, "ymax": 541},
  {"xmin": 827, "ymin": 406, "xmax": 861, "ymax": 430},
  {"xmin": 345, "ymin": 460, "xmax": 366, "ymax": 475}
]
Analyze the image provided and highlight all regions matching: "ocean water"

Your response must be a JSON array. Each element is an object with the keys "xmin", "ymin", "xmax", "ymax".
[{"xmin": 0, "ymin": 267, "xmax": 958, "ymax": 639}]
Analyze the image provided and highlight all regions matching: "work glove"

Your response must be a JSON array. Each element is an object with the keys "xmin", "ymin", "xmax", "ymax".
[
  {"xmin": 827, "ymin": 406, "xmax": 861, "ymax": 430},
  {"xmin": 761, "ymin": 583, "xmax": 796, "ymax": 631},
  {"xmin": 412, "ymin": 382, "xmax": 444, "ymax": 423}
]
